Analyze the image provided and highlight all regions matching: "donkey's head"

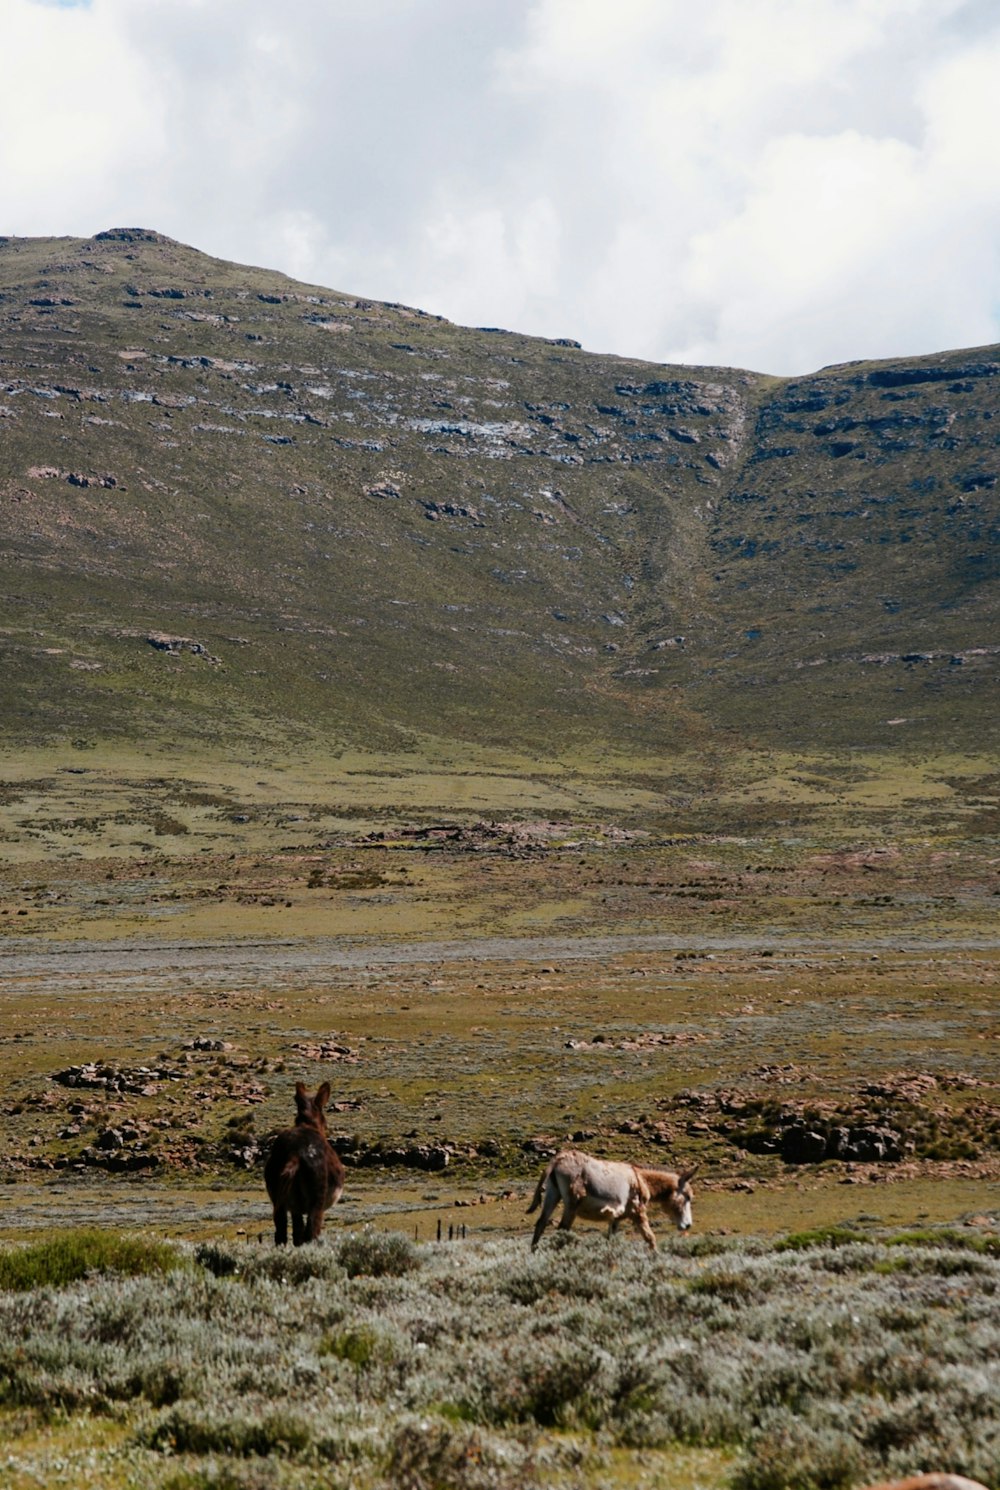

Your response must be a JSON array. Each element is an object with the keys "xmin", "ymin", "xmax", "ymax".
[
  {"xmin": 659, "ymin": 1168, "xmax": 696, "ymax": 1231},
  {"xmin": 294, "ymin": 1081, "xmax": 331, "ymax": 1132}
]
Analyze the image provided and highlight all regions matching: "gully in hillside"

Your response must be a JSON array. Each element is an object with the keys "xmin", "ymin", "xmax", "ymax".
[{"xmin": 264, "ymin": 1081, "xmax": 345, "ymax": 1246}]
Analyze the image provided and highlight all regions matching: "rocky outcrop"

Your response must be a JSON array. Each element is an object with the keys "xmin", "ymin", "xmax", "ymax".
[
  {"xmin": 146, "ymin": 633, "xmax": 220, "ymax": 663},
  {"xmin": 331, "ymin": 1136, "xmax": 458, "ymax": 1171},
  {"xmin": 779, "ymin": 1123, "xmax": 909, "ymax": 1163},
  {"xmin": 93, "ymin": 228, "xmax": 177, "ymax": 244},
  {"xmin": 53, "ymin": 1061, "xmax": 186, "ymax": 1095}
]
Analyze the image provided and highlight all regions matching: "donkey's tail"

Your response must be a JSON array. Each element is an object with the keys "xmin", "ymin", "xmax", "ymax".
[
  {"xmin": 526, "ymin": 1159, "xmax": 554, "ymax": 1215},
  {"xmin": 271, "ymin": 1154, "xmax": 300, "ymax": 1208}
]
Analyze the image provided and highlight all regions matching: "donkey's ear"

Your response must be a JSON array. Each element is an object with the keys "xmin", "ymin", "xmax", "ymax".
[
  {"xmin": 295, "ymin": 1081, "xmax": 308, "ymax": 1099},
  {"xmin": 679, "ymin": 1167, "xmax": 697, "ymax": 1187},
  {"xmin": 315, "ymin": 1082, "xmax": 331, "ymax": 1108}
]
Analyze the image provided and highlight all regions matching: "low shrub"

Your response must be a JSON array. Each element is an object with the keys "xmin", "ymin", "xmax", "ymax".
[
  {"xmin": 734, "ymin": 1412, "xmax": 864, "ymax": 1490},
  {"xmin": 387, "ymin": 1414, "xmax": 533, "ymax": 1490},
  {"xmin": 688, "ymin": 1269, "xmax": 758, "ymax": 1300},
  {"xmin": 3, "ymin": 1228, "xmax": 998, "ymax": 1489},
  {"xmin": 239, "ymin": 1246, "xmax": 346, "ymax": 1286},
  {"xmin": 885, "ymin": 1227, "xmax": 1000, "ymax": 1258},
  {"xmin": 143, "ymin": 1404, "xmax": 313, "ymax": 1458},
  {"xmin": 336, "ymin": 1230, "xmax": 421, "ymax": 1279},
  {"xmin": 162, "ymin": 1465, "xmax": 287, "ymax": 1490},
  {"xmin": 0, "ymin": 1229, "xmax": 184, "ymax": 1292},
  {"xmin": 194, "ymin": 1242, "xmax": 241, "ymax": 1278},
  {"xmin": 458, "ymin": 1336, "xmax": 611, "ymax": 1430}
]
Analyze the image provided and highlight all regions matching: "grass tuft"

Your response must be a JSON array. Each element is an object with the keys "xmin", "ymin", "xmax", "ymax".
[
  {"xmin": 773, "ymin": 1225, "xmax": 865, "ymax": 1253},
  {"xmin": 0, "ymin": 1229, "xmax": 184, "ymax": 1292}
]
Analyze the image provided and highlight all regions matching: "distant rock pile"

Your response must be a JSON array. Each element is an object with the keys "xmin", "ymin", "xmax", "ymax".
[
  {"xmin": 146, "ymin": 632, "xmax": 221, "ymax": 663},
  {"xmin": 672, "ymin": 1068, "xmax": 998, "ymax": 1165},
  {"xmin": 355, "ymin": 819, "xmax": 646, "ymax": 856},
  {"xmin": 53, "ymin": 1060, "xmax": 186, "ymax": 1095}
]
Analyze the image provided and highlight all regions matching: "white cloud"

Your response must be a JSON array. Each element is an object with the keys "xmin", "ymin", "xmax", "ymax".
[{"xmin": 2, "ymin": 0, "xmax": 999, "ymax": 373}]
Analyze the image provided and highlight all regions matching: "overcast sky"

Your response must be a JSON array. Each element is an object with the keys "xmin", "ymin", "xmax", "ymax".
[{"xmin": 4, "ymin": 0, "xmax": 1000, "ymax": 375}]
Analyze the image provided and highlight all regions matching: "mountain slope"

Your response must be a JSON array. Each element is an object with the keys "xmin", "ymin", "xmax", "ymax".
[{"xmin": 1, "ymin": 229, "xmax": 996, "ymax": 782}]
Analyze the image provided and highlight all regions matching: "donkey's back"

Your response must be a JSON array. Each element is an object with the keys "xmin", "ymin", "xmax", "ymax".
[{"xmin": 265, "ymin": 1081, "xmax": 345, "ymax": 1246}]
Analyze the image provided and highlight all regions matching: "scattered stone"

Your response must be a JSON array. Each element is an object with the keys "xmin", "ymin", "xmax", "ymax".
[
  {"xmin": 781, "ymin": 1127, "xmax": 834, "ymax": 1163},
  {"xmin": 93, "ymin": 228, "xmax": 174, "ymax": 244},
  {"xmin": 79, "ymin": 1147, "xmax": 159, "ymax": 1172},
  {"xmin": 354, "ymin": 819, "xmax": 645, "ymax": 856},
  {"xmin": 65, "ymin": 472, "xmax": 119, "ymax": 488},
  {"xmin": 291, "ymin": 1037, "xmax": 362, "ymax": 1063},
  {"xmin": 146, "ymin": 633, "xmax": 220, "ymax": 663},
  {"xmin": 521, "ymin": 1136, "xmax": 559, "ymax": 1158},
  {"xmin": 53, "ymin": 1061, "xmax": 186, "ymax": 1094},
  {"xmin": 748, "ymin": 1063, "xmax": 819, "ymax": 1085},
  {"xmin": 567, "ymin": 1030, "xmax": 706, "ymax": 1052},
  {"xmin": 422, "ymin": 499, "xmax": 485, "ymax": 524},
  {"xmin": 228, "ymin": 1139, "xmax": 261, "ymax": 1169}
]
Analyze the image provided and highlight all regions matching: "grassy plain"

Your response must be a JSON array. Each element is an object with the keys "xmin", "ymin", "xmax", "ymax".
[
  {"xmin": 1, "ymin": 745, "xmax": 998, "ymax": 1488},
  {"xmin": 1, "ymin": 742, "xmax": 997, "ymax": 1222}
]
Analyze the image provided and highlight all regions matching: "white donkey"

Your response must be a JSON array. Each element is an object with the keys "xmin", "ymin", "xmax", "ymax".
[{"xmin": 527, "ymin": 1149, "xmax": 695, "ymax": 1251}]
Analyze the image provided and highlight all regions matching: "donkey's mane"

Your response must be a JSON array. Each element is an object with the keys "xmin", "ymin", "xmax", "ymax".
[{"xmin": 636, "ymin": 1166, "xmax": 682, "ymax": 1196}]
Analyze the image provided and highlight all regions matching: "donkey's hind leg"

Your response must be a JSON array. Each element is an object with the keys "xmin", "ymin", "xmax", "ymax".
[
  {"xmin": 306, "ymin": 1204, "xmax": 326, "ymax": 1243},
  {"xmin": 272, "ymin": 1206, "xmax": 289, "ymax": 1247},
  {"xmin": 557, "ymin": 1194, "xmax": 580, "ymax": 1231},
  {"xmin": 291, "ymin": 1212, "xmax": 308, "ymax": 1247},
  {"xmin": 557, "ymin": 1173, "xmax": 587, "ymax": 1232}
]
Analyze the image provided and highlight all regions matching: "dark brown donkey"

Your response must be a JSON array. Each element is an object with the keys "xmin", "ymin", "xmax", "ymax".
[{"xmin": 264, "ymin": 1081, "xmax": 345, "ymax": 1245}]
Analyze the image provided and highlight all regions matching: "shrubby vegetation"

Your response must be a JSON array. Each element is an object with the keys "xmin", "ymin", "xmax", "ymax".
[
  {"xmin": 0, "ymin": 1227, "xmax": 185, "ymax": 1292},
  {"xmin": 0, "ymin": 1225, "xmax": 997, "ymax": 1489}
]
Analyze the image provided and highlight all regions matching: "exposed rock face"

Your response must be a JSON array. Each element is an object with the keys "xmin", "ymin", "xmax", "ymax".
[
  {"xmin": 93, "ymin": 228, "xmax": 177, "ymax": 245},
  {"xmin": 780, "ymin": 1123, "xmax": 909, "ymax": 1163},
  {"xmin": 331, "ymin": 1136, "xmax": 455, "ymax": 1171}
]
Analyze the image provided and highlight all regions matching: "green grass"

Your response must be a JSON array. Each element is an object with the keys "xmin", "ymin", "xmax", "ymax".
[
  {"xmin": 885, "ymin": 1226, "xmax": 1000, "ymax": 1257},
  {"xmin": 773, "ymin": 1225, "xmax": 865, "ymax": 1252},
  {"xmin": 0, "ymin": 1227, "xmax": 185, "ymax": 1291}
]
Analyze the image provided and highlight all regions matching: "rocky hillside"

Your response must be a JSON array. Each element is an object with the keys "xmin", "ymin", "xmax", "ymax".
[{"xmin": 1, "ymin": 229, "xmax": 996, "ymax": 767}]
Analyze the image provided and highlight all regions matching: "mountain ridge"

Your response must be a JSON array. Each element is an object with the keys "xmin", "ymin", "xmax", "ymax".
[{"xmin": 1, "ymin": 228, "xmax": 996, "ymax": 815}]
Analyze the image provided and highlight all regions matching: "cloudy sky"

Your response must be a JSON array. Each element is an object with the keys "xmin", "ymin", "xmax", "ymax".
[{"xmin": 4, "ymin": 0, "xmax": 1000, "ymax": 374}]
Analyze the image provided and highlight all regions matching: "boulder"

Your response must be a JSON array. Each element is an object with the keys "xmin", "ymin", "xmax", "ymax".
[{"xmin": 780, "ymin": 1127, "xmax": 829, "ymax": 1163}]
